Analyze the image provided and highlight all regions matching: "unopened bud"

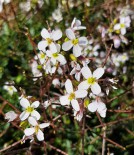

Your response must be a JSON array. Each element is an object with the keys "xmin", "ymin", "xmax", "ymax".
[
  {"xmin": 84, "ymin": 98, "xmax": 90, "ymax": 107},
  {"xmin": 37, "ymin": 65, "xmax": 42, "ymax": 70},
  {"xmin": 70, "ymin": 54, "xmax": 77, "ymax": 61}
]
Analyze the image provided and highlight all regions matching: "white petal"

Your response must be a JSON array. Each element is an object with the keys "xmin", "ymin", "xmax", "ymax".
[
  {"xmin": 31, "ymin": 101, "xmax": 40, "ymax": 108},
  {"xmin": 62, "ymin": 41, "xmax": 73, "ymax": 51},
  {"xmin": 75, "ymin": 72, "xmax": 81, "ymax": 81},
  {"xmin": 38, "ymin": 40, "xmax": 48, "ymax": 51},
  {"xmin": 46, "ymin": 50, "xmax": 53, "ymax": 57},
  {"xmin": 20, "ymin": 98, "xmax": 30, "ymax": 108},
  {"xmin": 60, "ymin": 95, "xmax": 70, "ymax": 105},
  {"xmin": 31, "ymin": 110, "xmax": 41, "ymax": 120},
  {"xmin": 51, "ymin": 30, "xmax": 62, "ymax": 41},
  {"xmin": 36, "ymin": 129, "xmax": 44, "ymax": 141},
  {"xmin": 88, "ymin": 101, "xmax": 98, "ymax": 112},
  {"xmin": 19, "ymin": 111, "xmax": 29, "ymax": 121},
  {"xmin": 73, "ymin": 44, "xmax": 82, "ymax": 57},
  {"xmin": 71, "ymin": 17, "xmax": 76, "ymax": 28},
  {"xmin": 65, "ymin": 79, "xmax": 73, "ymax": 93},
  {"xmin": 41, "ymin": 28, "xmax": 50, "ymax": 39},
  {"xmin": 75, "ymin": 90, "xmax": 88, "ymax": 98},
  {"xmin": 120, "ymin": 17, "xmax": 125, "ymax": 24},
  {"xmin": 39, "ymin": 123, "xmax": 50, "ymax": 129},
  {"xmin": 97, "ymin": 102, "xmax": 107, "ymax": 112},
  {"xmin": 75, "ymin": 19, "xmax": 81, "ymax": 27},
  {"xmin": 24, "ymin": 128, "xmax": 35, "ymax": 136},
  {"xmin": 56, "ymin": 44, "xmax": 61, "ymax": 52},
  {"xmin": 51, "ymin": 57, "xmax": 57, "ymax": 65},
  {"xmin": 66, "ymin": 29, "xmax": 75, "ymax": 40},
  {"xmin": 99, "ymin": 110, "xmax": 106, "ymax": 118},
  {"xmin": 70, "ymin": 68, "xmax": 76, "ymax": 75},
  {"xmin": 91, "ymin": 82, "xmax": 101, "ymax": 95},
  {"xmin": 93, "ymin": 68, "xmax": 104, "ymax": 79},
  {"xmin": 28, "ymin": 116, "xmax": 38, "ymax": 126},
  {"xmin": 114, "ymin": 38, "xmax": 121, "ymax": 48},
  {"xmin": 121, "ymin": 28, "xmax": 126, "ymax": 35},
  {"xmin": 49, "ymin": 43, "xmax": 57, "ymax": 52},
  {"xmin": 78, "ymin": 80, "xmax": 90, "ymax": 90},
  {"xmin": 81, "ymin": 66, "xmax": 92, "ymax": 79},
  {"xmin": 93, "ymin": 44, "xmax": 100, "ymax": 52},
  {"xmin": 97, "ymin": 102, "xmax": 107, "ymax": 118},
  {"xmin": 79, "ymin": 37, "xmax": 88, "ymax": 46},
  {"xmin": 114, "ymin": 24, "xmax": 120, "ymax": 30},
  {"xmin": 57, "ymin": 54, "xmax": 66, "ymax": 65},
  {"xmin": 71, "ymin": 99, "xmax": 80, "ymax": 111}
]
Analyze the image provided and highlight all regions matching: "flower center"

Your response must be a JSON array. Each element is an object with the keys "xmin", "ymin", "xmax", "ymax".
[
  {"xmin": 120, "ymin": 23, "xmax": 125, "ymax": 28},
  {"xmin": 122, "ymin": 55, "xmax": 127, "ymax": 60},
  {"xmin": 52, "ymin": 53, "xmax": 58, "ymax": 58},
  {"xmin": 35, "ymin": 125, "xmax": 39, "ymax": 134},
  {"xmin": 9, "ymin": 87, "xmax": 13, "ymax": 91},
  {"xmin": 46, "ymin": 38, "xmax": 52, "ymax": 45},
  {"xmin": 68, "ymin": 92, "xmax": 75, "ymax": 101},
  {"xmin": 26, "ymin": 106, "xmax": 34, "ymax": 113},
  {"xmin": 40, "ymin": 53, "xmax": 45, "ymax": 59},
  {"xmin": 87, "ymin": 77, "xmax": 96, "ymax": 84},
  {"xmin": 72, "ymin": 39, "xmax": 78, "ymax": 45}
]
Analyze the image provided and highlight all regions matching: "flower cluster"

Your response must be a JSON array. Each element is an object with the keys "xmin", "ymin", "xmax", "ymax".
[
  {"xmin": 30, "ymin": 18, "xmax": 108, "ymax": 123},
  {"xmin": 19, "ymin": 96, "xmax": 50, "ymax": 141},
  {"xmin": 5, "ymin": 15, "xmax": 131, "ymax": 142},
  {"xmin": 98, "ymin": 6, "xmax": 132, "ymax": 49}
]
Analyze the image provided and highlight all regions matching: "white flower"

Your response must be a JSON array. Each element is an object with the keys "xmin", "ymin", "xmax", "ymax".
[
  {"xmin": 112, "ymin": 36, "xmax": 121, "ymax": 48},
  {"xmin": 119, "ymin": 53, "xmax": 129, "ymax": 63},
  {"xmin": 46, "ymin": 44, "xmax": 66, "ymax": 65},
  {"xmin": 108, "ymin": 78, "xmax": 118, "ymax": 84},
  {"xmin": 97, "ymin": 25, "xmax": 107, "ymax": 38},
  {"xmin": 70, "ymin": 61, "xmax": 81, "ymax": 81},
  {"xmin": 38, "ymin": 28, "xmax": 62, "ymax": 52},
  {"xmin": 114, "ymin": 16, "xmax": 131, "ymax": 35},
  {"xmin": 24, "ymin": 117, "xmax": 50, "ymax": 141},
  {"xmin": 52, "ymin": 8, "xmax": 63, "ymax": 22},
  {"xmin": 62, "ymin": 29, "xmax": 88, "ymax": 57},
  {"xmin": 3, "ymin": 82, "xmax": 17, "ymax": 96},
  {"xmin": 52, "ymin": 78, "xmax": 60, "ymax": 87},
  {"xmin": 19, "ymin": 97, "xmax": 40, "ymax": 121},
  {"xmin": 21, "ymin": 135, "xmax": 34, "ymax": 144},
  {"xmin": 83, "ymin": 39, "xmax": 100, "ymax": 57},
  {"xmin": 31, "ymin": 60, "xmax": 42, "ymax": 80},
  {"xmin": 74, "ymin": 110, "xmax": 83, "ymax": 121},
  {"xmin": 5, "ymin": 111, "xmax": 18, "ymax": 122},
  {"xmin": 43, "ymin": 100, "xmax": 51, "ymax": 109},
  {"xmin": 78, "ymin": 67, "xmax": 104, "ymax": 95},
  {"xmin": 35, "ymin": 51, "xmax": 46, "ymax": 65},
  {"xmin": 19, "ymin": 1, "xmax": 31, "ymax": 12},
  {"xmin": 60, "ymin": 79, "xmax": 88, "ymax": 111},
  {"xmin": 88, "ymin": 100, "xmax": 107, "ymax": 118},
  {"xmin": 71, "ymin": 17, "xmax": 86, "ymax": 31},
  {"xmin": 111, "ymin": 53, "xmax": 128, "ymax": 67}
]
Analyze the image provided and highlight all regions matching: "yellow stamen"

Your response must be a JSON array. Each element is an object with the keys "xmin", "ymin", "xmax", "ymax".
[
  {"xmin": 115, "ymin": 30, "xmax": 120, "ymax": 34},
  {"xmin": 26, "ymin": 106, "xmax": 34, "ymax": 113},
  {"xmin": 35, "ymin": 125, "xmax": 39, "ymax": 134},
  {"xmin": 72, "ymin": 39, "xmax": 79, "ymax": 45},
  {"xmin": 52, "ymin": 53, "xmax": 58, "ymax": 58},
  {"xmin": 68, "ymin": 93, "xmax": 75, "ymax": 101},
  {"xmin": 120, "ymin": 23, "xmax": 125, "ymax": 28},
  {"xmin": 9, "ymin": 87, "xmax": 13, "ymax": 91},
  {"xmin": 87, "ymin": 77, "xmax": 96, "ymax": 84},
  {"xmin": 40, "ymin": 53, "xmax": 45, "ymax": 59},
  {"xmin": 46, "ymin": 38, "xmax": 52, "ymax": 45}
]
